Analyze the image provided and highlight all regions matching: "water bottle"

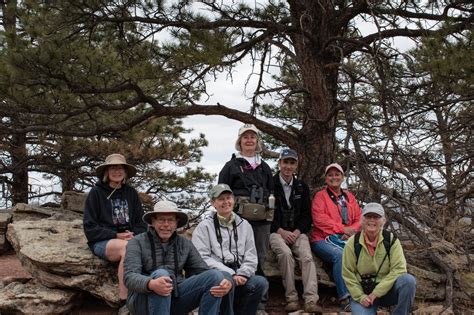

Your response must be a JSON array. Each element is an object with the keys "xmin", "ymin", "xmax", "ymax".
[{"xmin": 268, "ymin": 192, "xmax": 275, "ymax": 209}]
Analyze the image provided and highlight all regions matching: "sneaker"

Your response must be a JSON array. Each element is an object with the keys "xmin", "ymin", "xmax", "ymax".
[
  {"xmin": 304, "ymin": 301, "xmax": 323, "ymax": 314},
  {"xmin": 339, "ymin": 298, "xmax": 351, "ymax": 313},
  {"xmin": 284, "ymin": 300, "xmax": 300, "ymax": 312}
]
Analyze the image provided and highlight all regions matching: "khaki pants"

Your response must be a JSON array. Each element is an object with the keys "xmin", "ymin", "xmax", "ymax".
[{"xmin": 269, "ymin": 233, "xmax": 319, "ymax": 304}]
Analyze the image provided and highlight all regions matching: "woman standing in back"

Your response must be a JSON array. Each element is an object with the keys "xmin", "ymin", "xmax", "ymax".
[{"xmin": 218, "ymin": 124, "xmax": 274, "ymax": 314}]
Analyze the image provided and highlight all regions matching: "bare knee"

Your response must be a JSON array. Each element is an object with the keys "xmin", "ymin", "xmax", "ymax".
[{"xmin": 105, "ymin": 239, "xmax": 128, "ymax": 261}]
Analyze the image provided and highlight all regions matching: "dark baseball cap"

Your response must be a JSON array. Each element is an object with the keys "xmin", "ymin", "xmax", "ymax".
[{"xmin": 279, "ymin": 148, "xmax": 298, "ymax": 161}]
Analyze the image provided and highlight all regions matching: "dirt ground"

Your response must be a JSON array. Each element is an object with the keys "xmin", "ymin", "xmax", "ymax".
[{"xmin": 0, "ymin": 250, "xmax": 342, "ymax": 314}]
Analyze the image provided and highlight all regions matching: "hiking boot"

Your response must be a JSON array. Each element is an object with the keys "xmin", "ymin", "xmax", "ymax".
[
  {"xmin": 304, "ymin": 301, "xmax": 323, "ymax": 314},
  {"xmin": 284, "ymin": 300, "xmax": 300, "ymax": 312}
]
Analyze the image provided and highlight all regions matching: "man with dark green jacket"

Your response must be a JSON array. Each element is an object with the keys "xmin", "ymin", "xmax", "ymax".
[{"xmin": 124, "ymin": 200, "xmax": 233, "ymax": 315}]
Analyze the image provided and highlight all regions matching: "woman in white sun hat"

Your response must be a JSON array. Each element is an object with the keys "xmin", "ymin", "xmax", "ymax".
[
  {"xmin": 218, "ymin": 124, "xmax": 274, "ymax": 313},
  {"xmin": 83, "ymin": 153, "xmax": 147, "ymax": 301}
]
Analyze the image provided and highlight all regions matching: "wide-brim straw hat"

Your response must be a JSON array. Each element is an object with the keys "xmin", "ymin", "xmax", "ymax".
[
  {"xmin": 96, "ymin": 153, "xmax": 137, "ymax": 179},
  {"xmin": 234, "ymin": 124, "xmax": 263, "ymax": 153},
  {"xmin": 142, "ymin": 200, "xmax": 189, "ymax": 228}
]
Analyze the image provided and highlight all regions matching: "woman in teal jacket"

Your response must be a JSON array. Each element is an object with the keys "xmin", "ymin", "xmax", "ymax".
[{"xmin": 342, "ymin": 203, "xmax": 416, "ymax": 315}]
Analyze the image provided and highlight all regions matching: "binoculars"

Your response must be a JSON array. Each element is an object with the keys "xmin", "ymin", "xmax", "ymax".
[{"xmin": 250, "ymin": 185, "xmax": 264, "ymax": 204}]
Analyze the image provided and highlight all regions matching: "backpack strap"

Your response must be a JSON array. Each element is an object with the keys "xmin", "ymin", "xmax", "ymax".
[
  {"xmin": 354, "ymin": 231, "xmax": 362, "ymax": 266},
  {"xmin": 326, "ymin": 187, "xmax": 349, "ymax": 207},
  {"xmin": 382, "ymin": 229, "xmax": 397, "ymax": 261}
]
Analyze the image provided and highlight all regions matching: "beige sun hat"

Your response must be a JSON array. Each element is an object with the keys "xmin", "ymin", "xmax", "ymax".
[
  {"xmin": 234, "ymin": 124, "xmax": 263, "ymax": 153},
  {"xmin": 142, "ymin": 200, "xmax": 189, "ymax": 228},
  {"xmin": 96, "ymin": 153, "xmax": 137, "ymax": 179}
]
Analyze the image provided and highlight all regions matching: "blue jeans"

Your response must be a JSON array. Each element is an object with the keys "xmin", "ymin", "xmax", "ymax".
[
  {"xmin": 234, "ymin": 275, "xmax": 268, "ymax": 315},
  {"xmin": 311, "ymin": 240, "xmax": 349, "ymax": 300},
  {"xmin": 143, "ymin": 269, "xmax": 225, "ymax": 315},
  {"xmin": 350, "ymin": 273, "xmax": 416, "ymax": 315}
]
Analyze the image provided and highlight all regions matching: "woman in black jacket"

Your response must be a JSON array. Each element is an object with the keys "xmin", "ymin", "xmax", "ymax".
[
  {"xmin": 218, "ymin": 124, "xmax": 274, "ymax": 313},
  {"xmin": 83, "ymin": 153, "xmax": 147, "ymax": 301}
]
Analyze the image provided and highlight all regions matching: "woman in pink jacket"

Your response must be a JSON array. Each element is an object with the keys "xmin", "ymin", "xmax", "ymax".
[{"xmin": 310, "ymin": 163, "xmax": 362, "ymax": 311}]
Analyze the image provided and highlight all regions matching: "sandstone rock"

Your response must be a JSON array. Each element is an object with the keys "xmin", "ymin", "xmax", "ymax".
[
  {"xmin": 0, "ymin": 279, "xmax": 81, "ymax": 314},
  {"xmin": 7, "ymin": 201, "xmax": 472, "ymax": 312},
  {"xmin": 0, "ymin": 210, "xmax": 12, "ymax": 253},
  {"xmin": 61, "ymin": 191, "xmax": 87, "ymax": 213},
  {"xmin": 11, "ymin": 203, "xmax": 82, "ymax": 222},
  {"xmin": 6, "ymin": 218, "xmax": 120, "ymax": 306},
  {"xmin": 413, "ymin": 304, "xmax": 454, "ymax": 315}
]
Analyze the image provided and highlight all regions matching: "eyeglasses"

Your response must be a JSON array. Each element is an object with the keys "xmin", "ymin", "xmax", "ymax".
[{"xmin": 155, "ymin": 218, "xmax": 178, "ymax": 224}]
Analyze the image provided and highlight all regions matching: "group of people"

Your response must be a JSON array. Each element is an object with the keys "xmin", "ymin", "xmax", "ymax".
[{"xmin": 83, "ymin": 124, "xmax": 416, "ymax": 315}]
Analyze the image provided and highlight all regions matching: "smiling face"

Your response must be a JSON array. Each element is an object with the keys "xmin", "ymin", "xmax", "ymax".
[
  {"xmin": 106, "ymin": 164, "xmax": 126, "ymax": 186},
  {"xmin": 362, "ymin": 213, "xmax": 385, "ymax": 235},
  {"xmin": 325, "ymin": 168, "xmax": 344, "ymax": 190},
  {"xmin": 211, "ymin": 192, "xmax": 235, "ymax": 219},
  {"xmin": 278, "ymin": 158, "xmax": 298, "ymax": 182},
  {"xmin": 151, "ymin": 214, "xmax": 178, "ymax": 243},
  {"xmin": 239, "ymin": 131, "xmax": 258, "ymax": 155}
]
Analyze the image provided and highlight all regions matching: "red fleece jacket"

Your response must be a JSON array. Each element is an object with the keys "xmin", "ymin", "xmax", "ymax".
[{"xmin": 310, "ymin": 187, "xmax": 362, "ymax": 242}]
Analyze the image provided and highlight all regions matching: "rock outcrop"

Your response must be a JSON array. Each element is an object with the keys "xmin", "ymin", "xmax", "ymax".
[
  {"xmin": 61, "ymin": 191, "xmax": 87, "ymax": 213},
  {"xmin": 0, "ymin": 279, "xmax": 81, "ymax": 314},
  {"xmin": 2, "ymin": 200, "xmax": 473, "ymax": 314},
  {"xmin": 6, "ymin": 204, "xmax": 120, "ymax": 308}
]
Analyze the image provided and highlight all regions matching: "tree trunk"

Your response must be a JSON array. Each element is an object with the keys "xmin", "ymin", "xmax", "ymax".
[
  {"xmin": 3, "ymin": 0, "xmax": 28, "ymax": 204},
  {"xmin": 10, "ymin": 132, "xmax": 28, "ymax": 204},
  {"xmin": 288, "ymin": 0, "xmax": 340, "ymax": 190}
]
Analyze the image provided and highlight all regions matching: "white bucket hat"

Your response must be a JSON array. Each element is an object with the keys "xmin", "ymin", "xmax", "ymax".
[
  {"xmin": 234, "ymin": 124, "xmax": 263, "ymax": 153},
  {"xmin": 142, "ymin": 200, "xmax": 189, "ymax": 228},
  {"xmin": 96, "ymin": 153, "xmax": 137, "ymax": 178}
]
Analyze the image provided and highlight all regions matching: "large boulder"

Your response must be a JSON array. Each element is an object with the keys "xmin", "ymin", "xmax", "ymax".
[
  {"xmin": 0, "ymin": 279, "xmax": 81, "ymax": 314},
  {"xmin": 11, "ymin": 203, "xmax": 82, "ymax": 222},
  {"xmin": 61, "ymin": 191, "xmax": 87, "ymax": 213},
  {"xmin": 5, "ymin": 203, "xmax": 120, "ymax": 308}
]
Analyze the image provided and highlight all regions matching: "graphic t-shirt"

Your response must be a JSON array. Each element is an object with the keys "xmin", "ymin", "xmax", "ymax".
[{"xmin": 111, "ymin": 198, "xmax": 130, "ymax": 226}]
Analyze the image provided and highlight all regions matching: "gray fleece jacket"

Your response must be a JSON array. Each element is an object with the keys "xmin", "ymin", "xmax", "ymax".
[
  {"xmin": 192, "ymin": 211, "xmax": 258, "ymax": 278},
  {"xmin": 124, "ymin": 229, "xmax": 209, "ymax": 294}
]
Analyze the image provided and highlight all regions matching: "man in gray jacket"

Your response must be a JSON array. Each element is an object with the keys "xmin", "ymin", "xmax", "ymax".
[
  {"xmin": 124, "ymin": 200, "xmax": 233, "ymax": 315},
  {"xmin": 192, "ymin": 184, "xmax": 268, "ymax": 315}
]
